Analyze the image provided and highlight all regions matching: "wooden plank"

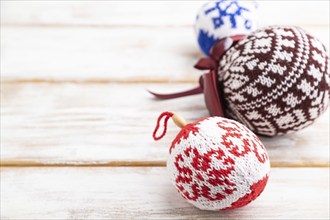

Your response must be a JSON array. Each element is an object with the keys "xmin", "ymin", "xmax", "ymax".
[
  {"xmin": 1, "ymin": 167, "xmax": 329, "ymax": 219},
  {"xmin": 1, "ymin": 27, "xmax": 328, "ymax": 81},
  {"xmin": 1, "ymin": 1, "xmax": 329, "ymax": 27},
  {"xmin": 1, "ymin": 83, "xmax": 329, "ymax": 167},
  {"xmin": 0, "ymin": 26, "xmax": 201, "ymax": 82}
]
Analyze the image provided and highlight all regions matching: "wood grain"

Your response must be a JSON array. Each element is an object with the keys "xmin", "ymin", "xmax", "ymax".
[
  {"xmin": 1, "ymin": 167, "xmax": 329, "ymax": 219},
  {"xmin": 1, "ymin": 83, "xmax": 329, "ymax": 167},
  {"xmin": 1, "ymin": 26, "xmax": 328, "ymax": 82},
  {"xmin": 1, "ymin": 2, "xmax": 329, "ymax": 219},
  {"xmin": 0, "ymin": 26, "xmax": 201, "ymax": 82},
  {"xmin": 1, "ymin": 1, "xmax": 329, "ymax": 27}
]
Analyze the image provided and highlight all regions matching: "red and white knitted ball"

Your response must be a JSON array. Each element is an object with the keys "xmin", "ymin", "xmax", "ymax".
[
  {"xmin": 218, "ymin": 26, "xmax": 330, "ymax": 136},
  {"xmin": 167, "ymin": 116, "xmax": 270, "ymax": 210}
]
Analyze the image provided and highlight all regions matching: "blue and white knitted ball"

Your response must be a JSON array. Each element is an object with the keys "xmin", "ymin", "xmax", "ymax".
[{"xmin": 195, "ymin": 0, "xmax": 259, "ymax": 55}]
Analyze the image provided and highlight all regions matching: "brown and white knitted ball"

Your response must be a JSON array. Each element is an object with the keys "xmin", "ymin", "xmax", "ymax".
[
  {"xmin": 153, "ymin": 112, "xmax": 270, "ymax": 211},
  {"xmin": 218, "ymin": 26, "xmax": 330, "ymax": 136}
]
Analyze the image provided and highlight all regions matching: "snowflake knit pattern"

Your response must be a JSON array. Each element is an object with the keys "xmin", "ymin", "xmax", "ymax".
[
  {"xmin": 195, "ymin": 0, "xmax": 258, "ymax": 55},
  {"xmin": 167, "ymin": 117, "xmax": 270, "ymax": 210},
  {"xmin": 218, "ymin": 26, "xmax": 330, "ymax": 136}
]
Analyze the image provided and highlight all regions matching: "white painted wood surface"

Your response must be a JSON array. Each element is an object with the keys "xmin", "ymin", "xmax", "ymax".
[
  {"xmin": 1, "ymin": 1, "xmax": 329, "ymax": 81},
  {"xmin": 1, "ymin": 83, "xmax": 329, "ymax": 166},
  {"xmin": 1, "ymin": 1, "xmax": 329, "ymax": 219},
  {"xmin": 1, "ymin": 167, "xmax": 329, "ymax": 219},
  {"xmin": 1, "ymin": 27, "xmax": 328, "ymax": 81},
  {"xmin": 0, "ymin": 27, "xmax": 201, "ymax": 82},
  {"xmin": 1, "ymin": 1, "xmax": 329, "ymax": 26}
]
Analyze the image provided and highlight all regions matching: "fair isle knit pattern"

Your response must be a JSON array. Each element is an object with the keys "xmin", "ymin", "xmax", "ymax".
[
  {"xmin": 167, "ymin": 117, "xmax": 270, "ymax": 210},
  {"xmin": 218, "ymin": 26, "xmax": 330, "ymax": 136},
  {"xmin": 195, "ymin": 0, "xmax": 258, "ymax": 55},
  {"xmin": 194, "ymin": 0, "xmax": 258, "ymax": 55}
]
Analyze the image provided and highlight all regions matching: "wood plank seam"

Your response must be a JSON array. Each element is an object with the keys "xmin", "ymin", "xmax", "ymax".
[
  {"xmin": 1, "ymin": 161, "xmax": 329, "ymax": 168},
  {"xmin": 2, "ymin": 23, "xmax": 329, "ymax": 29},
  {"xmin": 1, "ymin": 79, "xmax": 199, "ymax": 84}
]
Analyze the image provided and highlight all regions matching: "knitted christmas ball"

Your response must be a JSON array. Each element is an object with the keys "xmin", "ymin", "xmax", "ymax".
[
  {"xmin": 218, "ymin": 26, "xmax": 330, "ymax": 136},
  {"xmin": 153, "ymin": 112, "xmax": 270, "ymax": 211},
  {"xmin": 195, "ymin": 0, "xmax": 258, "ymax": 55}
]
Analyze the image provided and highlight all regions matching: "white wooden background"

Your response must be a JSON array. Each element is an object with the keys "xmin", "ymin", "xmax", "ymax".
[{"xmin": 1, "ymin": 1, "xmax": 329, "ymax": 219}]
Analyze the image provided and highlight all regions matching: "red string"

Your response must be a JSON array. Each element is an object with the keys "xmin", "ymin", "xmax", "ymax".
[{"xmin": 152, "ymin": 111, "xmax": 174, "ymax": 141}]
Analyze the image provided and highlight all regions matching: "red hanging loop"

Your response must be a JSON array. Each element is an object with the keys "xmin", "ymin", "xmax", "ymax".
[{"xmin": 152, "ymin": 111, "xmax": 174, "ymax": 141}]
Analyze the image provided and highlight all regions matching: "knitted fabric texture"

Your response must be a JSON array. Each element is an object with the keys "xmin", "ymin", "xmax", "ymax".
[
  {"xmin": 167, "ymin": 117, "xmax": 270, "ymax": 210},
  {"xmin": 195, "ymin": 0, "xmax": 258, "ymax": 55},
  {"xmin": 218, "ymin": 26, "xmax": 330, "ymax": 136}
]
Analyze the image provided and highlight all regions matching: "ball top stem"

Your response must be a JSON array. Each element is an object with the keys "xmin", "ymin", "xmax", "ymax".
[{"xmin": 172, "ymin": 113, "xmax": 187, "ymax": 128}]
